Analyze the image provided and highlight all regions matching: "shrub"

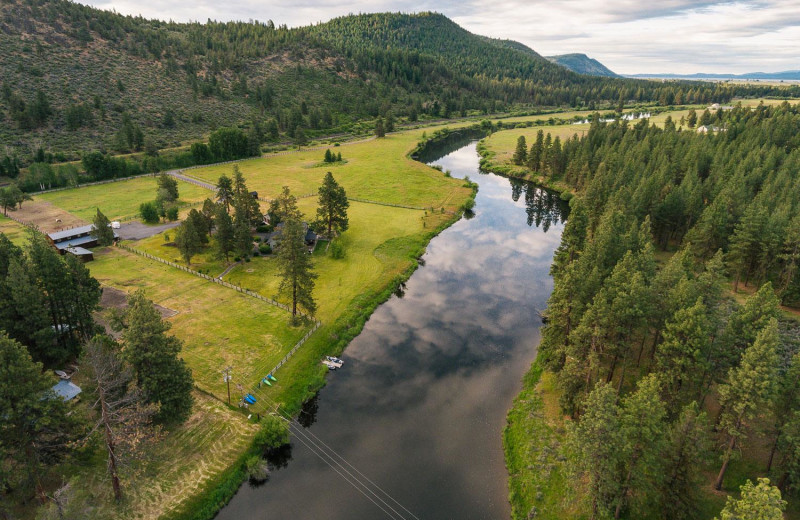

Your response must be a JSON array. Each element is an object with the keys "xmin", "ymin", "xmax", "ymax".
[
  {"xmin": 329, "ymin": 240, "xmax": 345, "ymax": 259},
  {"xmin": 254, "ymin": 416, "xmax": 290, "ymax": 450},
  {"xmin": 139, "ymin": 201, "xmax": 160, "ymax": 224},
  {"xmin": 259, "ymin": 244, "xmax": 272, "ymax": 255},
  {"xmin": 246, "ymin": 455, "xmax": 269, "ymax": 483},
  {"xmin": 166, "ymin": 206, "xmax": 179, "ymax": 221}
]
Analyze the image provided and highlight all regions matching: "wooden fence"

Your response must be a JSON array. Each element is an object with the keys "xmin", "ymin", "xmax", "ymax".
[{"xmin": 116, "ymin": 242, "xmax": 323, "ymax": 378}]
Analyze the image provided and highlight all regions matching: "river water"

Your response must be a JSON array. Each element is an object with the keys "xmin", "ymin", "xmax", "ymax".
[{"xmin": 216, "ymin": 138, "xmax": 568, "ymax": 519}]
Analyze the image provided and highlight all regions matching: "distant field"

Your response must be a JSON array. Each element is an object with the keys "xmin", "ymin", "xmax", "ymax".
[
  {"xmin": 0, "ymin": 214, "xmax": 27, "ymax": 246},
  {"xmin": 187, "ymin": 130, "xmax": 471, "ymax": 210},
  {"xmin": 36, "ymin": 176, "xmax": 213, "ymax": 222},
  {"xmin": 89, "ymin": 247, "xmax": 309, "ymax": 399},
  {"xmin": 483, "ymin": 123, "xmax": 590, "ymax": 168}
]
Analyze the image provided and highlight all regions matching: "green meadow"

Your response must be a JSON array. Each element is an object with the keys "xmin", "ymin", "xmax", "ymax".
[
  {"xmin": 36, "ymin": 175, "xmax": 212, "ymax": 221},
  {"xmin": 88, "ymin": 247, "xmax": 309, "ymax": 399},
  {"xmin": 0, "ymin": 214, "xmax": 27, "ymax": 246}
]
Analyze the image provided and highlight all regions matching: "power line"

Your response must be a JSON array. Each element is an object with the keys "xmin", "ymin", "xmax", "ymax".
[{"xmin": 261, "ymin": 397, "xmax": 418, "ymax": 520}]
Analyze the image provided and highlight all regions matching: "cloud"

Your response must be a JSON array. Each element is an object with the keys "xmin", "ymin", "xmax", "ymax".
[{"xmin": 77, "ymin": 0, "xmax": 800, "ymax": 74}]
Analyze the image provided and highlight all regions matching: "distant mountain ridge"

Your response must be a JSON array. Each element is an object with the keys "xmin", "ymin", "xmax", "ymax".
[
  {"xmin": 546, "ymin": 53, "xmax": 618, "ymax": 77},
  {"xmin": 627, "ymin": 71, "xmax": 800, "ymax": 80},
  {"xmin": 0, "ymin": 1, "xmax": 784, "ymax": 159}
]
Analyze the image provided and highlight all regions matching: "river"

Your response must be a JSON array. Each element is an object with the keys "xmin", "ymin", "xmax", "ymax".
[{"xmin": 216, "ymin": 138, "xmax": 568, "ymax": 519}]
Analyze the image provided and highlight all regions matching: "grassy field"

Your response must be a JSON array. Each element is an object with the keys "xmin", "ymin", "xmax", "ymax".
[
  {"xmin": 51, "ymin": 391, "xmax": 259, "ymax": 520},
  {"xmin": 88, "ymin": 247, "xmax": 309, "ymax": 399},
  {"xmin": 36, "ymin": 176, "xmax": 213, "ymax": 222},
  {"xmin": 130, "ymin": 232, "xmax": 233, "ymax": 278},
  {"xmin": 0, "ymin": 214, "xmax": 28, "ymax": 246},
  {"xmin": 186, "ymin": 131, "xmax": 471, "ymax": 210},
  {"xmin": 225, "ymin": 198, "xmax": 436, "ymax": 323}
]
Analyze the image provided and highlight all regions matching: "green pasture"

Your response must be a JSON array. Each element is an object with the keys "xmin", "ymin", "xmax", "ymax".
[
  {"xmin": 36, "ymin": 176, "xmax": 212, "ymax": 221},
  {"xmin": 186, "ymin": 131, "xmax": 470, "ymax": 210},
  {"xmin": 89, "ymin": 247, "xmax": 309, "ymax": 399},
  {"xmin": 225, "ymin": 198, "xmax": 431, "ymax": 323},
  {"xmin": 0, "ymin": 214, "xmax": 27, "ymax": 246}
]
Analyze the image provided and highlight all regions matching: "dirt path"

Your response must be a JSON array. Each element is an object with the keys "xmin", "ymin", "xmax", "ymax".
[{"xmin": 8, "ymin": 199, "xmax": 87, "ymax": 232}]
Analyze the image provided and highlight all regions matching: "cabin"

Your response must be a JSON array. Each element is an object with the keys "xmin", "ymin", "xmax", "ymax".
[
  {"xmin": 46, "ymin": 224, "xmax": 118, "ymax": 262},
  {"xmin": 266, "ymin": 222, "xmax": 318, "ymax": 252},
  {"xmin": 51, "ymin": 380, "xmax": 82, "ymax": 402}
]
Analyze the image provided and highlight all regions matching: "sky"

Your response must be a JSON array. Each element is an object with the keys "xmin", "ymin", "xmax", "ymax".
[{"xmin": 77, "ymin": 0, "xmax": 800, "ymax": 75}]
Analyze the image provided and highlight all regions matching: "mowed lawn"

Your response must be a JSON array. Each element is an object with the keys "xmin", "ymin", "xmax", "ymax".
[
  {"xmin": 36, "ymin": 176, "xmax": 212, "ymax": 221},
  {"xmin": 187, "ymin": 131, "xmax": 470, "ymax": 210},
  {"xmin": 225, "ymin": 198, "xmax": 434, "ymax": 323},
  {"xmin": 131, "ymin": 232, "xmax": 232, "ymax": 278},
  {"xmin": 89, "ymin": 247, "xmax": 309, "ymax": 399},
  {"xmin": 0, "ymin": 214, "xmax": 27, "ymax": 246}
]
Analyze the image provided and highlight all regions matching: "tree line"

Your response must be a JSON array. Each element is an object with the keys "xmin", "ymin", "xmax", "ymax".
[
  {"xmin": 0, "ymin": 232, "xmax": 194, "ymax": 506},
  {"xmin": 524, "ymin": 102, "xmax": 800, "ymax": 517}
]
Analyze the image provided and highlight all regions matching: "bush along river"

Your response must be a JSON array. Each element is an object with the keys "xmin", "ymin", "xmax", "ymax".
[{"xmin": 215, "ymin": 136, "xmax": 569, "ymax": 519}]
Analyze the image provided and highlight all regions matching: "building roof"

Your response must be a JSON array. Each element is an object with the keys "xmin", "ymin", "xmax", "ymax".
[
  {"xmin": 66, "ymin": 246, "xmax": 93, "ymax": 256},
  {"xmin": 48, "ymin": 224, "xmax": 96, "ymax": 242},
  {"xmin": 48, "ymin": 224, "xmax": 118, "ymax": 244},
  {"xmin": 54, "ymin": 235, "xmax": 97, "ymax": 250},
  {"xmin": 52, "ymin": 380, "xmax": 82, "ymax": 401}
]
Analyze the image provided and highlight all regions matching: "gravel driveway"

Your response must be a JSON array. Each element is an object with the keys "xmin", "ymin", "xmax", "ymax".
[{"xmin": 117, "ymin": 220, "xmax": 181, "ymax": 240}]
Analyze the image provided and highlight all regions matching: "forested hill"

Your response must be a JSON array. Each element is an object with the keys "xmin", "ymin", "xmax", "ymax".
[
  {"xmin": 0, "ymin": 1, "xmax": 793, "ymax": 160},
  {"xmin": 546, "ymin": 53, "xmax": 619, "ymax": 77}
]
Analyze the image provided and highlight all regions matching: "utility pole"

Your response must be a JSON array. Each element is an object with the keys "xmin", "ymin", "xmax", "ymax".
[{"xmin": 222, "ymin": 366, "xmax": 232, "ymax": 405}]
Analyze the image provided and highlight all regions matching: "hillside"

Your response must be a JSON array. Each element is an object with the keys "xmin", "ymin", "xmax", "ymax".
[
  {"xmin": 546, "ymin": 53, "xmax": 619, "ymax": 77},
  {"xmin": 0, "ymin": 1, "xmax": 789, "ymax": 163}
]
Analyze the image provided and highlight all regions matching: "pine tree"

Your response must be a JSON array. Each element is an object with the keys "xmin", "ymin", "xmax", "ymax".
[
  {"xmin": 715, "ymin": 319, "xmax": 780, "ymax": 490},
  {"xmin": 715, "ymin": 479, "xmax": 785, "ymax": 520},
  {"xmin": 120, "ymin": 291, "xmax": 194, "ymax": 424},
  {"xmin": 659, "ymin": 403, "xmax": 709, "ymax": 520},
  {"xmin": 527, "ymin": 129, "xmax": 544, "ymax": 171},
  {"xmin": 214, "ymin": 204, "xmax": 235, "ymax": 261},
  {"xmin": 316, "ymin": 171, "xmax": 349, "ymax": 237},
  {"xmin": 566, "ymin": 382, "xmax": 623, "ymax": 518},
  {"xmin": 269, "ymin": 186, "xmax": 302, "ymax": 225},
  {"xmin": 216, "ymin": 174, "xmax": 233, "ymax": 213},
  {"xmin": 656, "ymin": 298, "xmax": 711, "ymax": 408},
  {"xmin": 686, "ymin": 109, "xmax": 698, "ymax": 128},
  {"xmin": 276, "ymin": 218, "xmax": 317, "ymax": 320},
  {"xmin": 91, "ymin": 208, "xmax": 115, "ymax": 246},
  {"xmin": 174, "ymin": 220, "xmax": 202, "ymax": 265},
  {"xmin": 767, "ymin": 352, "xmax": 800, "ymax": 473},
  {"xmin": 0, "ymin": 333, "xmax": 78, "ymax": 495},
  {"xmin": 613, "ymin": 374, "xmax": 667, "ymax": 518},
  {"xmin": 512, "ymin": 135, "xmax": 527, "ymax": 165},
  {"xmin": 375, "ymin": 117, "xmax": 385, "ymax": 138}
]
